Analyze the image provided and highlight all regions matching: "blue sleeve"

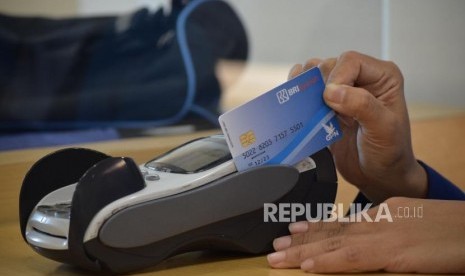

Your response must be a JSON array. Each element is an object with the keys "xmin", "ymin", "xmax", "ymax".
[{"xmin": 418, "ymin": 161, "xmax": 465, "ymax": 201}]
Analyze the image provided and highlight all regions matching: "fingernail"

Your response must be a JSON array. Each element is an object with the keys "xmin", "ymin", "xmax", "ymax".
[
  {"xmin": 273, "ymin": 236, "xmax": 291, "ymax": 251},
  {"xmin": 301, "ymin": 258, "xmax": 315, "ymax": 271},
  {"xmin": 325, "ymin": 83, "xmax": 346, "ymax": 104},
  {"xmin": 289, "ymin": 221, "xmax": 308, "ymax": 233},
  {"xmin": 267, "ymin": 251, "xmax": 286, "ymax": 264}
]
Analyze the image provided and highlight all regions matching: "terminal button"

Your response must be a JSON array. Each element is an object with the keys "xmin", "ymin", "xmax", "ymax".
[{"xmin": 145, "ymin": 174, "xmax": 160, "ymax": 181}]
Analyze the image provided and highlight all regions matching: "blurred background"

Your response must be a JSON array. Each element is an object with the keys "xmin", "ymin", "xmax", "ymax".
[
  {"xmin": 0, "ymin": 0, "xmax": 464, "ymax": 150},
  {"xmin": 1, "ymin": 0, "xmax": 464, "ymax": 109}
]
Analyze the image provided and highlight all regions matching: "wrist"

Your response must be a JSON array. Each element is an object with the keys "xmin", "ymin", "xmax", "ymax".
[
  {"xmin": 402, "ymin": 160, "xmax": 428, "ymax": 199},
  {"xmin": 360, "ymin": 160, "xmax": 428, "ymax": 204}
]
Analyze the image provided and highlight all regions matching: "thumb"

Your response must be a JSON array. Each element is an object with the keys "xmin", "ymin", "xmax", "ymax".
[{"xmin": 323, "ymin": 83, "xmax": 390, "ymax": 131}]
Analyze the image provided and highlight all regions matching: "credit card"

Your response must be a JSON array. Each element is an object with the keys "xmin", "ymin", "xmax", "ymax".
[{"xmin": 219, "ymin": 67, "xmax": 342, "ymax": 171}]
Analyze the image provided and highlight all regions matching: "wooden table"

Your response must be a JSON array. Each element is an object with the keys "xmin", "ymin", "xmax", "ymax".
[{"xmin": 1, "ymin": 115, "xmax": 464, "ymax": 276}]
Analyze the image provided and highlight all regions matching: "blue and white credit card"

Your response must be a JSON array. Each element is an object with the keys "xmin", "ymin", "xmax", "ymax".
[{"xmin": 219, "ymin": 67, "xmax": 342, "ymax": 172}]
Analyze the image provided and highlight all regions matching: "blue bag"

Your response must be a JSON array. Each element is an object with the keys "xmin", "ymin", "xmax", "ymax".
[{"xmin": 0, "ymin": 0, "xmax": 248, "ymax": 130}]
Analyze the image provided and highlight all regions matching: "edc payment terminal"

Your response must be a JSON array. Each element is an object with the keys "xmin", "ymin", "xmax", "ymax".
[{"xmin": 19, "ymin": 135, "xmax": 337, "ymax": 273}]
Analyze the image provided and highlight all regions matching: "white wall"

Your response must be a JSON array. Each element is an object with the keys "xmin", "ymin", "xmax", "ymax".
[
  {"xmin": 227, "ymin": 0, "xmax": 465, "ymax": 107},
  {"xmin": 390, "ymin": 0, "xmax": 465, "ymax": 107},
  {"xmin": 226, "ymin": 0, "xmax": 382, "ymax": 64}
]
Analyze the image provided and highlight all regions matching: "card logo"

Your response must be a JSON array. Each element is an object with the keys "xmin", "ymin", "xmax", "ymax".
[
  {"xmin": 239, "ymin": 130, "xmax": 256, "ymax": 147},
  {"xmin": 276, "ymin": 85, "xmax": 300, "ymax": 104},
  {"xmin": 276, "ymin": 89, "xmax": 289, "ymax": 104},
  {"xmin": 322, "ymin": 122, "xmax": 339, "ymax": 141}
]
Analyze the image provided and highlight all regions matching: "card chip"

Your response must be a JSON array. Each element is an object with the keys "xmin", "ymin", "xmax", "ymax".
[{"xmin": 240, "ymin": 130, "xmax": 256, "ymax": 147}]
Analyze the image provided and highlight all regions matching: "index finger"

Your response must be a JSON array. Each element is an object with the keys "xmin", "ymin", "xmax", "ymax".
[{"xmin": 327, "ymin": 51, "xmax": 402, "ymax": 98}]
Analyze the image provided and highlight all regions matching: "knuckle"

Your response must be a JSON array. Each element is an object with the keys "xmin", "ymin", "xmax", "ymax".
[
  {"xmin": 323, "ymin": 236, "xmax": 343, "ymax": 252},
  {"xmin": 343, "ymin": 245, "xmax": 362, "ymax": 263},
  {"xmin": 290, "ymin": 233, "xmax": 304, "ymax": 246},
  {"xmin": 319, "ymin": 57, "xmax": 335, "ymax": 68},
  {"xmin": 386, "ymin": 61, "xmax": 402, "ymax": 77},
  {"xmin": 288, "ymin": 64, "xmax": 303, "ymax": 79},
  {"xmin": 305, "ymin": 58, "xmax": 322, "ymax": 67},
  {"xmin": 339, "ymin": 50, "xmax": 361, "ymax": 62},
  {"xmin": 296, "ymin": 246, "xmax": 305, "ymax": 262},
  {"xmin": 385, "ymin": 60, "xmax": 404, "ymax": 87},
  {"xmin": 308, "ymin": 220, "xmax": 325, "ymax": 232},
  {"xmin": 301, "ymin": 232, "xmax": 313, "ymax": 245},
  {"xmin": 325, "ymin": 223, "xmax": 346, "ymax": 238},
  {"xmin": 318, "ymin": 58, "xmax": 336, "ymax": 81},
  {"xmin": 293, "ymin": 245, "xmax": 311, "ymax": 262}
]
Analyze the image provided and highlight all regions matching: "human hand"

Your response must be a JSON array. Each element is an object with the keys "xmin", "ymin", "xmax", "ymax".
[
  {"xmin": 289, "ymin": 51, "xmax": 427, "ymax": 203},
  {"xmin": 267, "ymin": 197, "xmax": 465, "ymax": 273}
]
